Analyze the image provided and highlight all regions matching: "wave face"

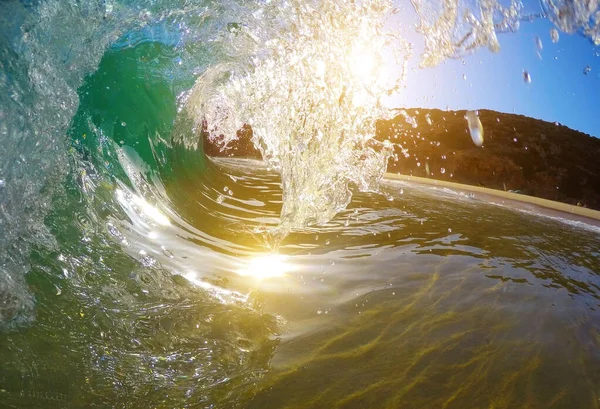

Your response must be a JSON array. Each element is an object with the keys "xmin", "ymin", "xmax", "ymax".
[{"xmin": 1, "ymin": 0, "xmax": 600, "ymax": 407}]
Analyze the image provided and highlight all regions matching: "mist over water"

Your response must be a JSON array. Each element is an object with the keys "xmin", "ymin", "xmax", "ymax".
[{"xmin": 1, "ymin": 0, "xmax": 600, "ymax": 407}]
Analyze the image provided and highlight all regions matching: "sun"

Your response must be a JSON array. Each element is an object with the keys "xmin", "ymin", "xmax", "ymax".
[{"xmin": 350, "ymin": 45, "xmax": 377, "ymax": 83}]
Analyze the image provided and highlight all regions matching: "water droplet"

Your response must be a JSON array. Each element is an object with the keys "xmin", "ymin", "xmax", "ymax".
[
  {"xmin": 223, "ymin": 186, "xmax": 229, "ymax": 192},
  {"xmin": 448, "ymin": 228, "xmax": 452, "ymax": 233},
  {"xmin": 317, "ymin": 309, "xmax": 323, "ymax": 315},
  {"xmin": 513, "ymin": 137, "xmax": 518, "ymax": 142},
  {"xmin": 465, "ymin": 111, "xmax": 484, "ymax": 147},
  {"xmin": 400, "ymin": 188, "xmax": 404, "ymax": 195},
  {"xmin": 0, "ymin": 179, "xmax": 5, "ymax": 188},
  {"xmin": 140, "ymin": 254, "xmax": 157, "ymax": 268},
  {"xmin": 121, "ymin": 122, "xmax": 127, "ymax": 127},
  {"xmin": 522, "ymin": 70, "xmax": 531, "ymax": 84},
  {"xmin": 462, "ymin": 74, "xmax": 467, "ymax": 80},
  {"xmin": 440, "ymin": 168, "xmax": 446, "ymax": 174},
  {"xmin": 550, "ymin": 28, "xmax": 559, "ymax": 43},
  {"xmin": 425, "ymin": 113, "xmax": 432, "ymax": 125},
  {"xmin": 584, "ymin": 66, "xmax": 591, "ymax": 75},
  {"xmin": 228, "ymin": 189, "xmax": 233, "ymax": 196},
  {"xmin": 535, "ymin": 36, "xmax": 543, "ymax": 51},
  {"xmin": 325, "ymin": 239, "xmax": 330, "ymax": 245},
  {"xmin": 161, "ymin": 246, "xmax": 174, "ymax": 258},
  {"xmin": 216, "ymin": 195, "xmax": 225, "ymax": 204},
  {"xmin": 55, "ymin": 286, "xmax": 62, "ymax": 296}
]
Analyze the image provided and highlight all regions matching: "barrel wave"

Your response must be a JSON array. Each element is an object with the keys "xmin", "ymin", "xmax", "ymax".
[{"xmin": 1, "ymin": 1, "xmax": 600, "ymax": 408}]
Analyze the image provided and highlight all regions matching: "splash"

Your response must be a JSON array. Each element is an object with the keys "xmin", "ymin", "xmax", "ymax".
[
  {"xmin": 186, "ymin": 0, "xmax": 409, "ymax": 233},
  {"xmin": 540, "ymin": 0, "xmax": 600, "ymax": 44},
  {"xmin": 412, "ymin": 0, "xmax": 600, "ymax": 66}
]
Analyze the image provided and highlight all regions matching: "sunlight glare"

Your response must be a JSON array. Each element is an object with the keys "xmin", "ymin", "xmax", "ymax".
[
  {"xmin": 351, "ymin": 46, "xmax": 376, "ymax": 83},
  {"xmin": 237, "ymin": 254, "xmax": 288, "ymax": 280}
]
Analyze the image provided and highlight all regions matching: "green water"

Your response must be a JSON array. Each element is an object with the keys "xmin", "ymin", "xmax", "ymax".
[{"xmin": 2, "ymin": 10, "xmax": 600, "ymax": 409}]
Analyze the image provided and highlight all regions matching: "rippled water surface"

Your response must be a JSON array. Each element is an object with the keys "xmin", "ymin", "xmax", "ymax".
[{"xmin": 2, "ymin": 157, "xmax": 600, "ymax": 408}]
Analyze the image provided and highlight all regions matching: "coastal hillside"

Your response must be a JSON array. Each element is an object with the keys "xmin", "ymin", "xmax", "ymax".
[
  {"xmin": 378, "ymin": 109, "xmax": 600, "ymax": 210},
  {"xmin": 202, "ymin": 109, "xmax": 600, "ymax": 210}
]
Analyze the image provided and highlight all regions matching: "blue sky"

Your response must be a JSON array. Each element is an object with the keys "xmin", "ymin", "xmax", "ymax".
[{"xmin": 387, "ymin": 7, "xmax": 600, "ymax": 137}]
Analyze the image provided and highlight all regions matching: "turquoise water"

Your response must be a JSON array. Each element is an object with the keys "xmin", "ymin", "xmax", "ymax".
[{"xmin": 1, "ymin": 1, "xmax": 600, "ymax": 408}]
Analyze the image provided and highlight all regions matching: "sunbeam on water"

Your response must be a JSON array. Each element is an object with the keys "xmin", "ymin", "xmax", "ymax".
[{"xmin": 237, "ymin": 254, "xmax": 289, "ymax": 281}]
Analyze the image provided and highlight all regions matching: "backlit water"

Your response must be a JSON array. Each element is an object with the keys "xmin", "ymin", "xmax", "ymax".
[{"xmin": 1, "ymin": 0, "xmax": 600, "ymax": 408}]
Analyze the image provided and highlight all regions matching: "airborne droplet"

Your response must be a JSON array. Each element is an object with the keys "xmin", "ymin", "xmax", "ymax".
[
  {"xmin": 523, "ymin": 70, "xmax": 531, "ymax": 84},
  {"xmin": 465, "ymin": 111, "xmax": 484, "ymax": 147},
  {"xmin": 550, "ymin": 28, "xmax": 559, "ymax": 43},
  {"xmin": 583, "ymin": 66, "xmax": 591, "ymax": 75},
  {"xmin": 535, "ymin": 36, "xmax": 543, "ymax": 51}
]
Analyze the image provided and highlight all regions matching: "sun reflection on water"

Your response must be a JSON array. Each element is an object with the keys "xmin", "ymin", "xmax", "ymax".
[{"xmin": 237, "ymin": 254, "xmax": 289, "ymax": 280}]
